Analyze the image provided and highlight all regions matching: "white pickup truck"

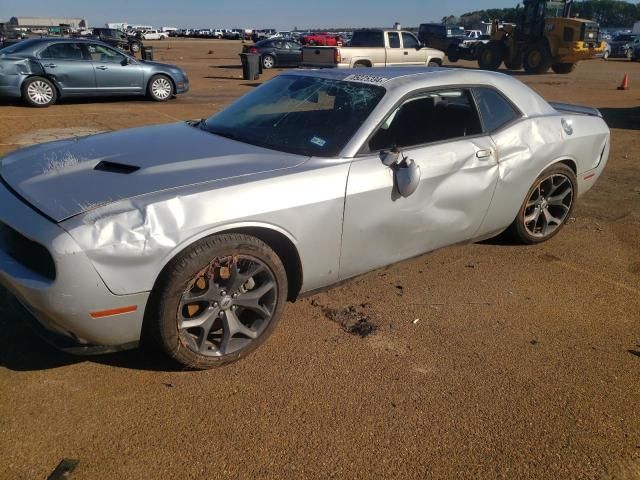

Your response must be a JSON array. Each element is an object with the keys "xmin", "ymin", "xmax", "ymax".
[{"xmin": 302, "ymin": 29, "xmax": 445, "ymax": 68}]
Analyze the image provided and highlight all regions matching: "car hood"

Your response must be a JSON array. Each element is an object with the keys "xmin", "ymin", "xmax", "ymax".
[{"xmin": 0, "ymin": 122, "xmax": 308, "ymax": 222}]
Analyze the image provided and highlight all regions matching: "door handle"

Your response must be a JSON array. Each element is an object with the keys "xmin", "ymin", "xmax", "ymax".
[
  {"xmin": 404, "ymin": 51, "xmax": 408, "ymax": 55},
  {"xmin": 96, "ymin": 66, "xmax": 108, "ymax": 70},
  {"xmin": 476, "ymin": 149, "xmax": 492, "ymax": 159},
  {"xmin": 44, "ymin": 63, "xmax": 56, "ymax": 68}
]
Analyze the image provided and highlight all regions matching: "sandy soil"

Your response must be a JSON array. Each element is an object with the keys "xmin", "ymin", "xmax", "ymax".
[{"xmin": 0, "ymin": 39, "xmax": 639, "ymax": 480}]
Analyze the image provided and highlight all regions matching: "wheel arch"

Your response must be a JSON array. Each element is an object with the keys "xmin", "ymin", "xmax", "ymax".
[
  {"xmin": 351, "ymin": 58, "xmax": 373, "ymax": 67},
  {"xmin": 153, "ymin": 223, "xmax": 304, "ymax": 303},
  {"xmin": 147, "ymin": 72, "xmax": 177, "ymax": 93},
  {"xmin": 21, "ymin": 74, "xmax": 62, "ymax": 98}
]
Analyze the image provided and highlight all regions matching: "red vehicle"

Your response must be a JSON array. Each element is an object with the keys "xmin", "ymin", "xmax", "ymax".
[{"xmin": 301, "ymin": 32, "xmax": 343, "ymax": 46}]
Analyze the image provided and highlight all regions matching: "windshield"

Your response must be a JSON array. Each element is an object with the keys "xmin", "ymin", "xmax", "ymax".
[{"xmin": 202, "ymin": 75, "xmax": 385, "ymax": 157}]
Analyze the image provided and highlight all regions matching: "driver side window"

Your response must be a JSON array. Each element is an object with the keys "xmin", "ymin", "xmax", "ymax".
[{"xmin": 368, "ymin": 89, "xmax": 483, "ymax": 151}]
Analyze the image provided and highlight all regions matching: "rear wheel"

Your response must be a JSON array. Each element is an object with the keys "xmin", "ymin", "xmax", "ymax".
[
  {"xmin": 262, "ymin": 54, "xmax": 275, "ymax": 69},
  {"xmin": 509, "ymin": 164, "xmax": 576, "ymax": 244},
  {"xmin": 147, "ymin": 234, "xmax": 288, "ymax": 369},
  {"xmin": 478, "ymin": 42, "xmax": 503, "ymax": 71},
  {"xmin": 523, "ymin": 44, "xmax": 552, "ymax": 74},
  {"xmin": 551, "ymin": 62, "xmax": 576, "ymax": 74},
  {"xmin": 353, "ymin": 61, "xmax": 370, "ymax": 68},
  {"xmin": 22, "ymin": 76, "xmax": 57, "ymax": 107},
  {"xmin": 130, "ymin": 42, "xmax": 141, "ymax": 54}
]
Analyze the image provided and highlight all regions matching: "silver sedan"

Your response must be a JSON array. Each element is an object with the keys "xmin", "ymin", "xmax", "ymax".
[{"xmin": 0, "ymin": 67, "xmax": 609, "ymax": 368}]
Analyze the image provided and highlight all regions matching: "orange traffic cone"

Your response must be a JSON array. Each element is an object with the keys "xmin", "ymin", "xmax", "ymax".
[{"xmin": 618, "ymin": 74, "xmax": 630, "ymax": 90}]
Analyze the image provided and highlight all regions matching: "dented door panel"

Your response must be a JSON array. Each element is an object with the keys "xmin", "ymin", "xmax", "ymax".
[{"xmin": 340, "ymin": 136, "xmax": 499, "ymax": 280}]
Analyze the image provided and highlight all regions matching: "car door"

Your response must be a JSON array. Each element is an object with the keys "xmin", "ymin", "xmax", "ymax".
[
  {"xmin": 86, "ymin": 43, "xmax": 144, "ymax": 94},
  {"xmin": 38, "ymin": 42, "xmax": 96, "ymax": 94},
  {"xmin": 281, "ymin": 41, "xmax": 302, "ymax": 66},
  {"xmin": 401, "ymin": 32, "xmax": 425, "ymax": 65},
  {"xmin": 340, "ymin": 88, "xmax": 500, "ymax": 280},
  {"xmin": 385, "ymin": 31, "xmax": 404, "ymax": 66}
]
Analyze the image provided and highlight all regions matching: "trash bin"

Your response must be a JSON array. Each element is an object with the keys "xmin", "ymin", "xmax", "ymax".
[
  {"xmin": 141, "ymin": 46, "xmax": 154, "ymax": 61},
  {"xmin": 239, "ymin": 53, "xmax": 260, "ymax": 81}
]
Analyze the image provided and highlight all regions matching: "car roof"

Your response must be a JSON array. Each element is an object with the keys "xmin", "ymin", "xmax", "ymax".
[{"xmin": 284, "ymin": 67, "xmax": 555, "ymax": 118}]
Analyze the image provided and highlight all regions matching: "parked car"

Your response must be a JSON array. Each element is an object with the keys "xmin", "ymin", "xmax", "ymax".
[
  {"xmin": 0, "ymin": 67, "xmax": 609, "ymax": 368},
  {"xmin": 142, "ymin": 30, "xmax": 168, "ymax": 40},
  {"xmin": 0, "ymin": 38, "xmax": 189, "ymax": 107},
  {"xmin": 451, "ymin": 34, "xmax": 491, "ymax": 62},
  {"xmin": 223, "ymin": 29, "xmax": 244, "ymax": 40},
  {"xmin": 603, "ymin": 34, "xmax": 637, "ymax": 59},
  {"xmin": 301, "ymin": 32, "xmax": 343, "ymax": 46},
  {"xmin": 86, "ymin": 28, "xmax": 142, "ymax": 54},
  {"xmin": 302, "ymin": 29, "xmax": 444, "ymax": 68},
  {"xmin": 418, "ymin": 23, "xmax": 467, "ymax": 60},
  {"xmin": 465, "ymin": 29, "xmax": 484, "ymax": 39},
  {"xmin": 243, "ymin": 39, "xmax": 302, "ymax": 68}
]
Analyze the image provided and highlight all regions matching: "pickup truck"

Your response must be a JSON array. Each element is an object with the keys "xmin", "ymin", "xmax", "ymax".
[{"xmin": 302, "ymin": 29, "xmax": 444, "ymax": 68}]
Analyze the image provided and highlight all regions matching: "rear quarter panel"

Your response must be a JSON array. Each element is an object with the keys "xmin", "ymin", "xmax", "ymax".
[{"xmin": 478, "ymin": 113, "xmax": 609, "ymax": 236}]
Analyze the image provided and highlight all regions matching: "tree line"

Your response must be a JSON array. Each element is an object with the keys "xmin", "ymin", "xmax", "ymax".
[{"xmin": 442, "ymin": 1, "xmax": 640, "ymax": 28}]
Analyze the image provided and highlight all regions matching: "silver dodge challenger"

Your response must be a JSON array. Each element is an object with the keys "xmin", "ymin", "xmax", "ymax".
[{"xmin": 0, "ymin": 67, "xmax": 609, "ymax": 368}]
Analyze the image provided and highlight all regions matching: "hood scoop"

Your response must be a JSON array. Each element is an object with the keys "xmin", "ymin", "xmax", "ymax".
[{"xmin": 94, "ymin": 160, "xmax": 140, "ymax": 174}]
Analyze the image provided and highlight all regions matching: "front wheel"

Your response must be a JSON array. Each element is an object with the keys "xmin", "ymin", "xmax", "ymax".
[
  {"xmin": 147, "ymin": 234, "xmax": 288, "ymax": 369},
  {"xmin": 509, "ymin": 164, "xmax": 576, "ymax": 244},
  {"xmin": 130, "ymin": 42, "xmax": 141, "ymax": 54},
  {"xmin": 148, "ymin": 75, "xmax": 174, "ymax": 101},
  {"xmin": 22, "ymin": 76, "xmax": 57, "ymax": 107}
]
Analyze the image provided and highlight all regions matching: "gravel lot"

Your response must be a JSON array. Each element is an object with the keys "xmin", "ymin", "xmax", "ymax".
[{"xmin": 0, "ymin": 39, "xmax": 639, "ymax": 480}]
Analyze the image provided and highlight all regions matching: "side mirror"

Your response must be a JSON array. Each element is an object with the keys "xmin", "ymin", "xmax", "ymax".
[
  {"xmin": 121, "ymin": 56, "xmax": 132, "ymax": 66},
  {"xmin": 395, "ymin": 158, "xmax": 421, "ymax": 198},
  {"xmin": 380, "ymin": 147, "xmax": 401, "ymax": 166}
]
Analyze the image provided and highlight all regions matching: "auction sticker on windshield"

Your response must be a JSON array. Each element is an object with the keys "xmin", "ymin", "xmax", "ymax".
[{"xmin": 343, "ymin": 74, "xmax": 388, "ymax": 85}]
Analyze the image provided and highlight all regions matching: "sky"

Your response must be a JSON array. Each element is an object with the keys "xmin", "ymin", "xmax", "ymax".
[{"xmin": 0, "ymin": 0, "xmax": 519, "ymax": 29}]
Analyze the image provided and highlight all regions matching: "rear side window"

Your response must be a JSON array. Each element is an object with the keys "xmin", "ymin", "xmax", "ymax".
[
  {"xmin": 388, "ymin": 32, "xmax": 400, "ymax": 48},
  {"xmin": 473, "ymin": 88, "xmax": 520, "ymax": 132},
  {"xmin": 40, "ymin": 42, "xmax": 85, "ymax": 60}
]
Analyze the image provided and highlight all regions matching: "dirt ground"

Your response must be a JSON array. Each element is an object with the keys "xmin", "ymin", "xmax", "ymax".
[{"xmin": 0, "ymin": 39, "xmax": 639, "ymax": 480}]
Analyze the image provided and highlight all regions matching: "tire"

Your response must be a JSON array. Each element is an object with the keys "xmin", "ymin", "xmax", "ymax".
[
  {"xmin": 603, "ymin": 50, "xmax": 610, "ymax": 60},
  {"xmin": 508, "ymin": 163, "xmax": 577, "ymax": 244},
  {"xmin": 262, "ymin": 54, "xmax": 275, "ymax": 69},
  {"xmin": 478, "ymin": 42, "xmax": 503, "ymax": 71},
  {"xmin": 523, "ymin": 44, "xmax": 552, "ymax": 74},
  {"xmin": 147, "ymin": 74, "xmax": 174, "ymax": 101},
  {"xmin": 160, "ymin": 35, "xmax": 166, "ymax": 40},
  {"xmin": 626, "ymin": 48, "xmax": 633, "ymax": 60},
  {"xmin": 147, "ymin": 233, "xmax": 288, "ymax": 369},
  {"xmin": 22, "ymin": 76, "xmax": 57, "ymax": 107},
  {"xmin": 353, "ymin": 61, "xmax": 370, "ymax": 68},
  {"xmin": 130, "ymin": 42, "xmax": 141, "ymax": 54},
  {"xmin": 551, "ymin": 62, "xmax": 576, "ymax": 74},
  {"xmin": 428, "ymin": 60, "xmax": 441, "ymax": 67}
]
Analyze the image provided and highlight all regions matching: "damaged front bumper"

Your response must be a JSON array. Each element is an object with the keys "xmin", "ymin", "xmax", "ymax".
[{"xmin": 0, "ymin": 179, "xmax": 149, "ymax": 354}]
